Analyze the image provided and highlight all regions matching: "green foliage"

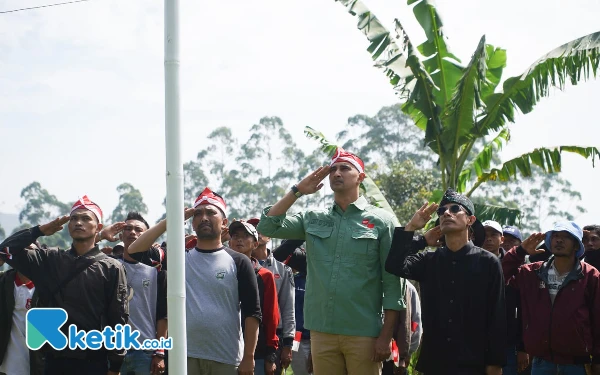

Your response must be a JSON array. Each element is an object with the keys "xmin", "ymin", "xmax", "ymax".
[
  {"xmin": 19, "ymin": 182, "xmax": 70, "ymax": 225},
  {"xmin": 18, "ymin": 182, "xmax": 71, "ymax": 248},
  {"xmin": 373, "ymin": 160, "xmax": 437, "ymax": 224},
  {"xmin": 334, "ymin": 0, "xmax": 600, "ymax": 221},
  {"xmin": 110, "ymin": 183, "xmax": 148, "ymax": 222}
]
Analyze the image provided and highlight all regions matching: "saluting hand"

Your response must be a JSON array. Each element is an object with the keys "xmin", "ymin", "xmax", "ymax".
[
  {"xmin": 521, "ymin": 233, "xmax": 546, "ymax": 256},
  {"xmin": 405, "ymin": 203, "xmax": 438, "ymax": 232},
  {"xmin": 296, "ymin": 166, "xmax": 331, "ymax": 195},
  {"xmin": 424, "ymin": 225, "xmax": 443, "ymax": 247},
  {"xmin": 39, "ymin": 216, "xmax": 70, "ymax": 236},
  {"xmin": 184, "ymin": 207, "xmax": 196, "ymax": 221},
  {"xmin": 101, "ymin": 222, "xmax": 126, "ymax": 242}
]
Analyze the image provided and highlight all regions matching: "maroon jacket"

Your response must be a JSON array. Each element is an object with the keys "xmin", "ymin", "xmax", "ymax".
[{"xmin": 503, "ymin": 246, "xmax": 600, "ymax": 364}]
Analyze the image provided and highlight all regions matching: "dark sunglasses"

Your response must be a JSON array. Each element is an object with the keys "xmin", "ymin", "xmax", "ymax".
[{"xmin": 437, "ymin": 204, "xmax": 464, "ymax": 216}]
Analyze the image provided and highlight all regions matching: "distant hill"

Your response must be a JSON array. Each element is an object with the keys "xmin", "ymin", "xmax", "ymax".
[{"xmin": 0, "ymin": 212, "xmax": 20, "ymax": 235}]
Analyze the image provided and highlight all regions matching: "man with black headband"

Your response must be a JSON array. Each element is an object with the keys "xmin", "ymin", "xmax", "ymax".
[{"xmin": 385, "ymin": 188, "xmax": 506, "ymax": 375}]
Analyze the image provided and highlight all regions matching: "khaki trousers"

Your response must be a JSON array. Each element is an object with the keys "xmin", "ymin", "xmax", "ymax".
[
  {"xmin": 311, "ymin": 331, "xmax": 382, "ymax": 375},
  {"xmin": 187, "ymin": 357, "xmax": 238, "ymax": 375}
]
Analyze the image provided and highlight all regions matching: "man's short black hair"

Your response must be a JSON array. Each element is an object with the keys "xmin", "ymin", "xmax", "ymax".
[
  {"xmin": 584, "ymin": 225, "xmax": 600, "ymax": 236},
  {"xmin": 126, "ymin": 212, "xmax": 150, "ymax": 229}
]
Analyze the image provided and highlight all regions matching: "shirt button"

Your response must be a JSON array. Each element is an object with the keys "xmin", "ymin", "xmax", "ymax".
[
  {"xmin": 336, "ymin": 255, "xmax": 340, "ymax": 258},
  {"xmin": 332, "ymin": 275, "xmax": 336, "ymax": 279},
  {"xmin": 343, "ymin": 217, "xmax": 347, "ymax": 220},
  {"xmin": 329, "ymin": 297, "xmax": 333, "ymax": 300},
  {"xmin": 450, "ymin": 299, "xmax": 454, "ymax": 303},
  {"xmin": 452, "ymin": 261, "xmax": 456, "ymax": 265},
  {"xmin": 447, "ymin": 338, "xmax": 451, "ymax": 342},
  {"xmin": 448, "ymin": 319, "xmax": 452, "ymax": 323},
  {"xmin": 451, "ymin": 280, "xmax": 455, "ymax": 284}
]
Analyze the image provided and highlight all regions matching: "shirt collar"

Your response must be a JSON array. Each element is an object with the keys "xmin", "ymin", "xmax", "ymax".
[
  {"xmin": 330, "ymin": 196, "xmax": 369, "ymax": 213},
  {"xmin": 68, "ymin": 245, "xmax": 103, "ymax": 259},
  {"xmin": 441, "ymin": 241, "xmax": 474, "ymax": 259},
  {"xmin": 14, "ymin": 273, "xmax": 34, "ymax": 289}
]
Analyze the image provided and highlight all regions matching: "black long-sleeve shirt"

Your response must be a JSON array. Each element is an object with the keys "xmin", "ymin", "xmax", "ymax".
[
  {"xmin": 272, "ymin": 239, "xmax": 306, "ymax": 273},
  {"xmin": 385, "ymin": 228, "xmax": 507, "ymax": 374},
  {"xmin": 0, "ymin": 226, "xmax": 129, "ymax": 372}
]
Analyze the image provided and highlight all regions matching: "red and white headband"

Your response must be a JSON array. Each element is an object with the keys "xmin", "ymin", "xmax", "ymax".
[
  {"xmin": 193, "ymin": 187, "xmax": 227, "ymax": 216},
  {"xmin": 70, "ymin": 195, "xmax": 103, "ymax": 222},
  {"xmin": 330, "ymin": 148, "xmax": 365, "ymax": 173}
]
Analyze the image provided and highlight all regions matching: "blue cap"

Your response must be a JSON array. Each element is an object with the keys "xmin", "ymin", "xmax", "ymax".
[
  {"xmin": 545, "ymin": 221, "xmax": 585, "ymax": 258},
  {"xmin": 503, "ymin": 226, "xmax": 523, "ymax": 242}
]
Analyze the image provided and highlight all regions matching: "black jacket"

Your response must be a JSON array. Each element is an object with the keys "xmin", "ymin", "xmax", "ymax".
[
  {"xmin": 0, "ymin": 226, "xmax": 129, "ymax": 372},
  {"xmin": 386, "ymin": 228, "xmax": 507, "ymax": 374},
  {"xmin": 0, "ymin": 269, "xmax": 45, "ymax": 375}
]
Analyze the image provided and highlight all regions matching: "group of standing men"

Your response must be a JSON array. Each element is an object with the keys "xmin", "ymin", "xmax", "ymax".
[{"xmin": 0, "ymin": 147, "xmax": 598, "ymax": 375}]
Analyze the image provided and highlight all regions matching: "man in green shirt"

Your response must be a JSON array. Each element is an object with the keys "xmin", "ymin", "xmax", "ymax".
[{"xmin": 257, "ymin": 148, "xmax": 406, "ymax": 375}]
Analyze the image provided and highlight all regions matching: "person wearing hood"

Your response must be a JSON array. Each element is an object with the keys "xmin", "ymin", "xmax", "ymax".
[
  {"xmin": 502, "ymin": 222, "xmax": 600, "ymax": 375},
  {"xmin": 385, "ymin": 188, "xmax": 507, "ymax": 375}
]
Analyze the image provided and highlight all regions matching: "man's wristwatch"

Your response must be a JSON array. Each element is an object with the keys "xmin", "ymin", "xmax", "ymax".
[{"xmin": 291, "ymin": 185, "xmax": 303, "ymax": 198}]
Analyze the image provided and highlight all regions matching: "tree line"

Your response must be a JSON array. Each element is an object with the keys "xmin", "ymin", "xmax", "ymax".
[{"xmin": 0, "ymin": 104, "xmax": 587, "ymax": 247}]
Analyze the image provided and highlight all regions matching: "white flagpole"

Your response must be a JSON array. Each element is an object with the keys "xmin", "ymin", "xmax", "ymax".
[{"xmin": 164, "ymin": 0, "xmax": 186, "ymax": 373}]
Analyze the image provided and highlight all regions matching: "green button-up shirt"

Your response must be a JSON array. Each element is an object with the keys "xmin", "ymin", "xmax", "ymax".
[{"xmin": 257, "ymin": 196, "xmax": 406, "ymax": 337}]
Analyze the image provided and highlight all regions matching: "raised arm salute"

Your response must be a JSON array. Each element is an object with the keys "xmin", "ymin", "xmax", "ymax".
[
  {"xmin": 0, "ymin": 195, "xmax": 128, "ymax": 375},
  {"xmin": 386, "ymin": 189, "xmax": 506, "ymax": 375},
  {"xmin": 131, "ymin": 188, "xmax": 261, "ymax": 375},
  {"xmin": 257, "ymin": 148, "xmax": 407, "ymax": 375}
]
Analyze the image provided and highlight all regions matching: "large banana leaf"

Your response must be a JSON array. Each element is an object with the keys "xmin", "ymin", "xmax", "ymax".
[
  {"xmin": 334, "ymin": 0, "xmax": 447, "ymax": 181},
  {"xmin": 443, "ymin": 35, "xmax": 488, "ymax": 186},
  {"xmin": 336, "ymin": 0, "xmax": 415, "ymax": 98},
  {"xmin": 473, "ymin": 203, "xmax": 521, "ymax": 226},
  {"xmin": 477, "ymin": 30, "xmax": 600, "ymax": 137},
  {"xmin": 458, "ymin": 128, "xmax": 511, "ymax": 193},
  {"xmin": 304, "ymin": 126, "xmax": 401, "ymax": 225},
  {"xmin": 408, "ymin": 0, "xmax": 462, "ymax": 109},
  {"xmin": 467, "ymin": 146, "xmax": 600, "ymax": 195}
]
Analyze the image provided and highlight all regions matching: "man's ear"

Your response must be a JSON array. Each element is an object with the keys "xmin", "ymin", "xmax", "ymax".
[
  {"xmin": 358, "ymin": 172, "xmax": 366, "ymax": 183},
  {"xmin": 467, "ymin": 216, "xmax": 476, "ymax": 226},
  {"xmin": 222, "ymin": 218, "xmax": 229, "ymax": 227},
  {"xmin": 97, "ymin": 223, "xmax": 104, "ymax": 232}
]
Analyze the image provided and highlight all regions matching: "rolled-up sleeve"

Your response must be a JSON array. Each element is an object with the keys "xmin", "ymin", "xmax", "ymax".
[
  {"xmin": 380, "ymin": 219, "xmax": 406, "ymax": 311},
  {"xmin": 257, "ymin": 207, "xmax": 306, "ymax": 240}
]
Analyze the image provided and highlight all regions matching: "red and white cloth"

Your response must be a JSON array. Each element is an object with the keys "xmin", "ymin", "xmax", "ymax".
[
  {"xmin": 193, "ymin": 187, "xmax": 227, "ymax": 216},
  {"xmin": 70, "ymin": 195, "xmax": 103, "ymax": 222},
  {"xmin": 330, "ymin": 148, "xmax": 365, "ymax": 173},
  {"xmin": 0, "ymin": 274, "xmax": 34, "ymax": 375}
]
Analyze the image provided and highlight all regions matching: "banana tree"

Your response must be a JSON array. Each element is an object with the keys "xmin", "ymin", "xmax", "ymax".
[{"xmin": 332, "ymin": 0, "xmax": 600, "ymax": 223}]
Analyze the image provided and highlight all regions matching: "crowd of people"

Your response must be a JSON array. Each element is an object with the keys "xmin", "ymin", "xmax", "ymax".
[{"xmin": 0, "ymin": 147, "xmax": 598, "ymax": 375}]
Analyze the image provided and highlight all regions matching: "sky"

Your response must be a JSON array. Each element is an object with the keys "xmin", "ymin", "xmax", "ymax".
[{"xmin": 0, "ymin": 0, "xmax": 598, "ymax": 231}]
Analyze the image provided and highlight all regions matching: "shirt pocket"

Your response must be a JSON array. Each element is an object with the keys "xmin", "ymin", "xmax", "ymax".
[
  {"xmin": 306, "ymin": 225, "xmax": 334, "ymax": 259},
  {"xmin": 345, "ymin": 229, "xmax": 379, "ymax": 261}
]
